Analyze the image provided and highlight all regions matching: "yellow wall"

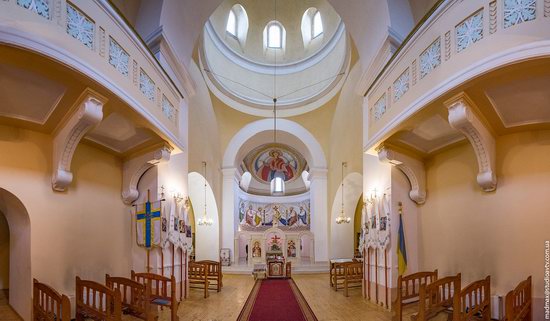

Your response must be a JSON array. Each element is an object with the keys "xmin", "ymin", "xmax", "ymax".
[
  {"xmin": 419, "ymin": 130, "xmax": 550, "ymax": 313},
  {"xmin": 0, "ymin": 211, "xmax": 8, "ymax": 289},
  {"xmin": 0, "ymin": 125, "xmax": 131, "ymax": 315}
]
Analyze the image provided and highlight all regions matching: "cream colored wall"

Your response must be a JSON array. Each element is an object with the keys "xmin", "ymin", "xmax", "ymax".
[
  {"xmin": 407, "ymin": 0, "xmax": 439, "ymax": 24},
  {"xmin": 0, "ymin": 125, "xmax": 131, "ymax": 318},
  {"xmin": 0, "ymin": 211, "xmax": 8, "ymax": 289},
  {"xmin": 420, "ymin": 131, "xmax": 550, "ymax": 318}
]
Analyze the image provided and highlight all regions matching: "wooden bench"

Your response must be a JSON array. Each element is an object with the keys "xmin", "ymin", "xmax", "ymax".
[
  {"xmin": 188, "ymin": 261, "xmax": 209, "ymax": 298},
  {"xmin": 33, "ymin": 278, "xmax": 71, "ymax": 321},
  {"xmin": 395, "ymin": 269, "xmax": 438, "ymax": 321},
  {"xmin": 456, "ymin": 275, "xmax": 491, "ymax": 321},
  {"xmin": 131, "ymin": 271, "xmax": 179, "ymax": 321},
  {"xmin": 331, "ymin": 262, "xmax": 347, "ymax": 292},
  {"xmin": 196, "ymin": 260, "xmax": 223, "ymax": 292},
  {"xmin": 105, "ymin": 274, "xmax": 154, "ymax": 321},
  {"xmin": 343, "ymin": 262, "xmax": 363, "ymax": 297},
  {"xmin": 504, "ymin": 276, "xmax": 532, "ymax": 321},
  {"xmin": 75, "ymin": 276, "xmax": 122, "ymax": 321},
  {"xmin": 412, "ymin": 273, "xmax": 461, "ymax": 321}
]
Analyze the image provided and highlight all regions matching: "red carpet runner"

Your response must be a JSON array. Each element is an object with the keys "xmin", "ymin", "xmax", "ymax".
[{"xmin": 237, "ymin": 278, "xmax": 318, "ymax": 321}]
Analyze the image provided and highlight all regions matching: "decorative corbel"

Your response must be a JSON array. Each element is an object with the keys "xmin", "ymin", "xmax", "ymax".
[
  {"xmin": 52, "ymin": 90, "xmax": 106, "ymax": 191},
  {"xmin": 377, "ymin": 145, "xmax": 426, "ymax": 205},
  {"xmin": 121, "ymin": 144, "xmax": 172, "ymax": 204},
  {"xmin": 445, "ymin": 93, "xmax": 497, "ymax": 192}
]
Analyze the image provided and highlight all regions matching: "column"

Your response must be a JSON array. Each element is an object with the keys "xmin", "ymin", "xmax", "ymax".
[
  {"xmin": 308, "ymin": 167, "xmax": 328, "ymax": 262},
  {"xmin": 221, "ymin": 167, "xmax": 238, "ymax": 264}
]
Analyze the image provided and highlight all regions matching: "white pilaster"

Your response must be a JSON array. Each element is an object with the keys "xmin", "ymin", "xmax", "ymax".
[
  {"xmin": 221, "ymin": 167, "xmax": 238, "ymax": 263},
  {"xmin": 308, "ymin": 167, "xmax": 328, "ymax": 262}
]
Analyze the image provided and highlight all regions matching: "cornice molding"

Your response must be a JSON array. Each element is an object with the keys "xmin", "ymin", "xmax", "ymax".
[
  {"xmin": 445, "ymin": 92, "xmax": 497, "ymax": 192},
  {"xmin": 52, "ymin": 89, "xmax": 106, "ymax": 192},
  {"xmin": 377, "ymin": 145, "xmax": 426, "ymax": 205},
  {"xmin": 121, "ymin": 144, "xmax": 172, "ymax": 204}
]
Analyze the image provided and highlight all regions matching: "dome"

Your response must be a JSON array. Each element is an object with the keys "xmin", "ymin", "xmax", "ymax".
[{"xmin": 200, "ymin": 0, "xmax": 350, "ymax": 117}]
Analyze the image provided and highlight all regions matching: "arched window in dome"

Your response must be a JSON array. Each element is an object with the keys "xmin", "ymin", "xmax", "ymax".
[
  {"xmin": 226, "ymin": 4, "xmax": 249, "ymax": 43},
  {"xmin": 313, "ymin": 10, "xmax": 323, "ymax": 38},
  {"xmin": 301, "ymin": 8, "xmax": 324, "ymax": 47},
  {"xmin": 267, "ymin": 22, "xmax": 282, "ymax": 48}
]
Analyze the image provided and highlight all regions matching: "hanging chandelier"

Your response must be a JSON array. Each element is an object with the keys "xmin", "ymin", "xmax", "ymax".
[
  {"xmin": 336, "ymin": 162, "xmax": 351, "ymax": 224},
  {"xmin": 197, "ymin": 161, "xmax": 213, "ymax": 226}
]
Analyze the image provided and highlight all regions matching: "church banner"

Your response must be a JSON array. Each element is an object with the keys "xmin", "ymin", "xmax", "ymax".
[
  {"xmin": 135, "ymin": 200, "xmax": 162, "ymax": 249},
  {"xmin": 238, "ymin": 198, "xmax": 310, "ymax": 231}
]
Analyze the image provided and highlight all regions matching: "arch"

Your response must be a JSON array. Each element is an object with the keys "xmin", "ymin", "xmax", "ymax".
[
  {"xmin": 226, "ymin": 4, "xmax": 249, "ymax": 44},
  {"xmin": 0, "ymin": 188, "xmax": 31, "ymax": 320},
  {"xmin": 263, "ymin": 20, "xmax": 286, "ymax": 50},
  {"xmin": 188, "ymin": 172, "xmax": 220, "ymax": 261},
  {"xmin": 301, "ymin": 8, "xmax": 324, "ymax": 47},
  {"xmin": 223, "ymin": 119, "xmax": 327, "ymax": 170},
  {"xmin": 329, "ymin": 172, "xmax": 363, "ymax": 259}
]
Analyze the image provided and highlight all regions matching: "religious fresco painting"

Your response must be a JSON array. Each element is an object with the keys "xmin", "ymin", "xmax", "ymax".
[
  {"xmin": 243, "ymin": 143, "xmax": 306, "ymax": 184},
  {"xmin": 239, "ymin": 198, "xmax": 310, "ymax": 231}
]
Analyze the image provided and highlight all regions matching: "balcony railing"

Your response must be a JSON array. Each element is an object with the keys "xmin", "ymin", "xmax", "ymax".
[
  {"xmin": 0, "ymin": 0, "xmax": 183, "ymax": 147},
  {"xmin": 365, "ymin": 0, "xmax": 550, "ymax": 150}
]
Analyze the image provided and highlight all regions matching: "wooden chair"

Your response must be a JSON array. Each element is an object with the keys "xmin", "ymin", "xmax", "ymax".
[
  {"xmin": 343, "ymin": 262, "xmax": 363, "ymax": 297},
  {"xmin": 456, "ymin": 276, "xmax": 491, "ymax": 321},
  {"xmin": 412, "ymin": 273, "xmax": 461, "ymax": 321},
  {"xmin": 105, "ymin": 274, "xmax": 154, "ymax": 321},
  {"xmin": 504, "ymin": 276, "xmax": 532, "ymax": 321},
  {"xmin": 75, "ymin": 276, "xmax": 122, "ymax": 321},
  {"xmin": 33, "ymin": 279, "xmax": 71, "ymax": 321},
  {"xmin": 196, "ymin": 260, "xmax": 223, "ymax": 292},
  {"xmin": 394, "ymin": 269, "xmax": 438, "ymax": 321},
  {"xmin": 131, "ymin": 271, "xmax": 179, "ymax": 321},
  {"xmin": 331, "ymin": 262, "xmax": 347, "ymax": 292},
  {"xmin": 188, "ymin": 262, "xmax": 209, "ymax": 298}
]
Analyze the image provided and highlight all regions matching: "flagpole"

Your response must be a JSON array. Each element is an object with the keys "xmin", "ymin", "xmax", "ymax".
[
  {"xmin": 375, "ymin": 247, "xmax": 379, "ymax": 305},
  {"xmin": 367, "ymin": 246, "xmax": 371, "ymax": 300},
  {"xmin": 146, "ymin": 190, "xmax": 151, "ymax": 273},
  {"xmin": 384, "ymin": 248, "xmax": 388, "ymax": 308}
]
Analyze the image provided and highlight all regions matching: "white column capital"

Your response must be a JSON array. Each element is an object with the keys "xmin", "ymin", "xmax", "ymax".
[
  {"xmin": 52, "ymin": 89, "xmax": 107, "ymax": 192},
  {"xmin": 445, "ymin": 92, "xmax": 497, "ymax": 192},
  {"xmin": 308, "ymin": 167, "xmax": 328, "ymax": 180}
]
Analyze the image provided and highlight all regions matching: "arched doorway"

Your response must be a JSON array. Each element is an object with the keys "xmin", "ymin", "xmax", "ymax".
[
  {"xmin": 0, "ymin": 211, "xmax": 9, "ymax": 310},
  {"xmin": 188, "ymin": 172, "xmax": 220, "ymax": 261},
  {"xmin": 0, "ymin": 188, "xmax": 31, "ymax": 320}
]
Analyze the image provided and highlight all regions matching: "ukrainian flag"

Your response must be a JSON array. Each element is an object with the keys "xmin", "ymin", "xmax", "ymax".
[{"xmin": 397, "ymin": 212, "xmax": 408, "ymax": 276}]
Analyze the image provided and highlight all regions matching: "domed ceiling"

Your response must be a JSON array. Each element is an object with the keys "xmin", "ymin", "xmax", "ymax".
[{"xmin": 200, "ymin": 0, "xmax": 350, "ymax": 117}]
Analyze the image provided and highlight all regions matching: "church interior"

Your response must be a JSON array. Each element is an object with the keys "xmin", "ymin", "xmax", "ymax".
[{"xmin": 0, "ymin": 0, "xmax": 549, "ymax": 320}]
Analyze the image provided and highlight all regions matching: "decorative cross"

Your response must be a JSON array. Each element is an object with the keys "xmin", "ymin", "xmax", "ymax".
[
  {"xmin": 271, "ymin": 235, "xmax": 281, "ymax": 244},
  {"xmin": 136, "ymin": 192, "xmax": 161, "ymax": 248}
]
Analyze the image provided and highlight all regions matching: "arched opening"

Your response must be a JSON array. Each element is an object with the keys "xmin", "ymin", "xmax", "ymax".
[
  {"xmin": 0, "ymin": 188, "xmax": 31, "ymax": 320},
  {"xmin": 188, "ymin": 172, "xmax": 220, "ymax": 261},
  {"xmin": 330, "ymin": 172, "xmax": 363, "ymax": 259},
  {"xmin": 0, "ymin": 212, "xmax": 9, "ymax": 308},
  {"xmin": 263, "ymin": 20, "xmax": 286, "ymax": 50},
  {"xmin": 353, "ymin": 194, "xmax": 364, "ymax": 257},
  {"xmin": 226, "ymin": 4, "xmax": 249, "ymax": 44},
  {"xmin": 301, "ymin": 8, "xmax": 324, "ymax": 47}
]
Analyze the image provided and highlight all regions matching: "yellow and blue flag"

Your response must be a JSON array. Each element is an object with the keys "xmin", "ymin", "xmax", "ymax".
[
  {"xmin": 397, "ymin": 212, "xmax": 408, "ymax": 276},
  {"xmin": 136, "ymin": 200, "xmax": 161, "ymax": 249}
]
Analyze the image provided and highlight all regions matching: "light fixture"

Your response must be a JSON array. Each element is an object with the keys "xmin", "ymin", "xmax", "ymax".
[
  {"xmin": 336, "ymin": 162, "xmax": 351, "ymax": 224},
  {"xmin": 198, "ymin": 161, "xmax": 213, "ymax": 226}
]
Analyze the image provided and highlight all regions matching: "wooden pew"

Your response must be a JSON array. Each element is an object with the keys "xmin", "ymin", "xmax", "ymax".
[
  {"xmin": 131, "ymin": 271, "xmax": 179, "ymax": 321},
  {"xmin": 75, "ymin": 276, "xmax": 122, "ymax": 321},
  {"xmin": 196, "ymin": 260, "xmax": 222, "ymax": 292},
  {"xmin": 456, "ymin": 276, "xmax": 491, "ymax": 321},
  {"xmin": 504, "ymin": 276, "xmax": 532, "ymax": 321},
  {"xmin": 33, "ymin": 279, "xmax": 71, "ymax": 321},
  {"xmin": 105, "ymin": 274, "xmax": 154, "ymax": 321},
  {"xmin": 343, "ymin": 262, "xmax": 363, "ymax": 297},
  {"xmin": 395, "ymin": 269, "xmax": 438, "ymax": 321},
  {"xmin": 331, "ymin": 262, "xmax": 347, "ymax": 292},
  {"xmin": 412, "ymin": 273, "xmax": 461, "ymax": 321},
  {"xmin": 188, "ymin": 261, "xmax": 209, "ymax": 298}
]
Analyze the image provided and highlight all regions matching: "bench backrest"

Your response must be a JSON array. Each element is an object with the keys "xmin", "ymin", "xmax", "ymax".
[
  {"xmin": 344, "ymin": 262, "xmax": 363, "ymax": 279},
  {"xmin": 457, "ymin": 276, "xmax": 490, "ymax": 321},
  {"xmin": 33, "ymin": 279, "xmax": 70, "ymax": 321},
  {"xmin": 397, "ymin": 269, "xmax": 439, "ymax": 302},
  {"xmin": 505, "ymin": 276, "xmax": 532, "ymax": 321},
  {"xmin": 196, "ymin": 260, "xmax": 221, "ymax": 276},
  {"xmin": 418, "ymin": 273, "xmax": 461, "ymax": 321},
  {"xmin": 75, "ymin": 276, "xmax": 122, "ymax": 321},
  {"xmin": 105, "ymin": 274, "xmax": 151, "ymax": 319},
  {"xmin": 131, "ymin": 270, "xmax": 176, "ymax": 304},
  {"xmin": 188, "ymin": 262, "xmax": 208, "ymax": 280}
]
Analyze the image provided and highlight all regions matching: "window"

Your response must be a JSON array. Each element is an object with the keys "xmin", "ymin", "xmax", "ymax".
[
  {"xmin": 273, "ymin": 177, "xmax": 284, "ymax": 192},
  {"xmin": 313, "ymin": 11, "xmax": 323, "ymax": 38},
  {"xmin": 226, "ymin": 9, "xmax": 237, "ymax": 36},
  {"xmin": 267, "ymin": 23, "xmax": 282, "ymax": 48},
  {"xmin": 226, "ymin": 4, "xmax": 248, "ymax": 43}
]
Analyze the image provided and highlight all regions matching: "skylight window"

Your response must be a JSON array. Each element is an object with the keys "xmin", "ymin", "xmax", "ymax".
[
  {"xmin": 226, "ymin": 9, "xmax": 237, "ymax": 36},
  {"xmin": 267, "ymin": 23, "xmax": 283, "ymax": 48},
  {"xmin": 313, "ymin": 11, "xmax": 323, "ymax": 38}
]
